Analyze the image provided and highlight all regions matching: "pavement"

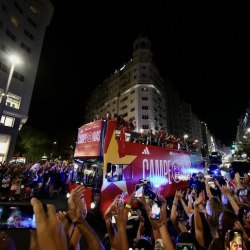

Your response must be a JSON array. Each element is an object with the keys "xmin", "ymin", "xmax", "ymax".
[{"xmin": 1, "ymin": 194, "xmax": 107, "ymax": 250}]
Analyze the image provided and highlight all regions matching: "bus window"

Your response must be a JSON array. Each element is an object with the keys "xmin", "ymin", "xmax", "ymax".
[
  {"xmin": 106, "ymin": 164, "xmax": 123, "ymax": 182},
  {"xmin": 123, "ymin": 164, "xmax": 132, "ymax": 180}
]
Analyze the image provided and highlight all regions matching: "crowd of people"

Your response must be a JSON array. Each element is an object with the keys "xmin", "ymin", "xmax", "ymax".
[
  {"xmin": 102, "ymin": 111, "xmax": 198, "ymax": 152},
  {"xmin": 1, "ymin": 170, "xmax": 250, "ymax": 249},
  {"xmin": 0, "ymin": 161, "xmax": 75, "ymax": 201}
]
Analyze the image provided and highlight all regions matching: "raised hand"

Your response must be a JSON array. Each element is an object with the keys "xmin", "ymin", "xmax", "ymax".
[
  {"xmin": 30, "ymin": 198, "xmax": 67, "ymax": 250},
  {"xmin": 175, "ymin": 190, "xmax": 184, "ymax": 200},
  {"xmin": 67, "ymin": 185, "xmax": 87, "ymax": 223},
  {"xmin": 57, "ymin": 211, "xmax": 71, "ymax": 232},
  {"xmin": 193, "ymin": 192, "xmax": 203, "ymax": 206},
  {"xmin": 104, "ymin": 195, "xmax": 119, "ymax": 220},
  {"xmin": 57, "ymin": 211, "xmax": 81, "ymax": 250},
  {"xmin": 158, "ymin": 194, "xmax": 167, "ymax": 226},
  {"xmin": 221, "ymin": 185, "xmax": 231, "ymax": 195}
]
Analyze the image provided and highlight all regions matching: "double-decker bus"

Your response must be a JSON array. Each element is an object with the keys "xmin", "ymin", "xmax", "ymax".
[{"xmin": 72, "ymin": 119, "xmax": 203, "ymax": 214}]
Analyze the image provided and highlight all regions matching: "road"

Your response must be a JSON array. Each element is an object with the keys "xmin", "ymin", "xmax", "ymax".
[{"xmin": 1, "ymin": 194, "xmax": 107, "ymax": 250}]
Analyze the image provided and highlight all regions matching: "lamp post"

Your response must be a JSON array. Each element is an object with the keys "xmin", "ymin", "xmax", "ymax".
[
  {"xmin": 0, "ymin": 55, "xmax": 21, "ymax": 121},
  {"xmin": 183, "ymin": 134, "xmax": 189, "ymax": 150}
]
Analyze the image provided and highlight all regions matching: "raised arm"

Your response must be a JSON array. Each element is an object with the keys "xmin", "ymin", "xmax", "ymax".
[
  {"xmin": 193, "ymin": 193, "xmax": 205, "ymax": 248},
  {"xmin": 67, "ymin": 187, "xmax": 105, "ymax": 250},
  {"xmin": 124, "ymin": 191, "xmax": 135, "ymax": 218},
  {"xmin": 180, "ymin": 196, "xmax": 193, "ymax": 217},
  {"xmin": 205, "ymin": 178, "xmax": 213, "ymax": 199},
  {"xmin": 57, "ymin": 211, "xmax": 81, "ymax": 250},
  {"xmin": 170, "ymin": 191, "xmax": 180, "ymax": 224},
  {"xmin": 30, "ymin": 198, "xmax": 67, "ymax": 250},
  {"xmin": 136, "ymin": 191, "xmax": 162, "ymax": 241},
  {"xmin": 158, "ymin": 195, "xmax": 175, "ymax": 250},
  {"xmin": 114, "ymin": 201, "xmax": 129, "ymax": 250},
  {"xmin": 136, "ymin": 209, "xmax": 145, "ymax": 240},
  {"xmin": 103, "ymin": 196, "xmax": 119, "ymax": 250},
  {"xmin": 221, "ymin": 185, "xmax": 240, "ymax": 214}
]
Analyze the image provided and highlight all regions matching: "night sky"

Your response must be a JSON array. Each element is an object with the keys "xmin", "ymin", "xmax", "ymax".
[{"xmin": 26, "ymin": 0, "xmax": 249, "ymax": 146}]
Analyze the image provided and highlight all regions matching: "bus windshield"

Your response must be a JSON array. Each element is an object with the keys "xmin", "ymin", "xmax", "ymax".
[{"xmin": 74, "ymin": 158, "xmax": 103, "ymax": 188}]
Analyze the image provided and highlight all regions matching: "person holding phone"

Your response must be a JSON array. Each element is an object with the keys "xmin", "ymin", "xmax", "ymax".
[
  {"xmin": 30, "ymin": 198, "xmax": 67, "ymax": 250},
  {"xmin": 103, "ymin": 193, "xmax": 131, "ymax": 250},
  {"xmin": 136, "ymin": 189, "xmax": 174, "ymax": 250},
  {"xmin": 175, "ymin": 232, "xmax": 196, "ymax": 250}
]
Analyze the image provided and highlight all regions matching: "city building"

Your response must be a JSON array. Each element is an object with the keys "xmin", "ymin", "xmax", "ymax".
[
  {"xmin": 236, "ymin": 99, "xmax": 250, "ymax": 156},
  {"xmin": 84, "ymin": 36, "xmax": 204, "ymax": 151},
  {"xmin": 236, "ymin": 99, "xmax": 250, "ymax": 143},
  {"xmin": 0, "ymin": 0, "xmax": 54, "ymax": 162},
  {"xmin": 84, "ymin": 36, "xmax": 167, "ymax": 134}
]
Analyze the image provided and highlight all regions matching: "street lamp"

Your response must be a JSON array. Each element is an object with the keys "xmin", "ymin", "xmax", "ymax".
[
  {"xmin": 183, "ymin": 134, "xmax": 189, "ymax": 150},
  {"xmin": 0, "ymin": 55, "xmax": 21, "ymax": 121}
]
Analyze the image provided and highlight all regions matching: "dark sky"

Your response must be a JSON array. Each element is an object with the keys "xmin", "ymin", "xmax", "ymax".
[{"xmin": 27, "ymin": 0, "xmax": 249, "ymax": 146}]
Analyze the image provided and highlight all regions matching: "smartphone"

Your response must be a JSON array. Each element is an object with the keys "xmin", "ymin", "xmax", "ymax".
[
  {"xmin": 0, "ymin": 202, "xmax": 36, "ymax": 229},
  {"xmin": 208, "ymin": 181, "xmax": 216, "ymax": 189},
  {"xmin": 150, "ymin": 202, "xmax": 161, "ymax": 220},
  {"xmin": 135, "ymin": 186, "xmax": 143, "ymax": 198},
  {"xmin": 238, "ymin": 189, "xmax": 248, "ymax": 196},
  {"xmin": 176, "ymin": 243, "xmax": 194, "ymax": 250},
  {"xmin": 111, "ymin": 215, "xmax": 116, "ymax": 224}
]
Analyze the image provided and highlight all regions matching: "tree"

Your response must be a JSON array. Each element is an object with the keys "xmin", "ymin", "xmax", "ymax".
[{"xmin": 14, "ymin": 126, "xmax": 51, "ymax": 163}]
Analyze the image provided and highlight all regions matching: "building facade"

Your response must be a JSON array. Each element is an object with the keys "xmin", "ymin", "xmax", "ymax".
[
  {"xmin": 0, "ymin": 0, "xmax": 53, "ymax": 162},
  {"xmin": 85, "ymin": 37, "xmax": 167, "ymax": 134},
  {"xmin": 84, "ymin": 36, "xmax": 204, "ymax": 151}
]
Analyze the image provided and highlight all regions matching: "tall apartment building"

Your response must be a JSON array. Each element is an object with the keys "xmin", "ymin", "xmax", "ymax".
[
  {"xmin": 84, "ymin": 36, "xmax": 203, "ymax": 149},
  {"xmin": 0, "ymin": 0, "xmax": 53, "ymax": 162},
  {"xmin": 236, "ymin": 99, "xmax": 250, "ymax": 143},
  {"xmin": 85, "ymin": 36, "xmax": 167, "ymax": 134}
]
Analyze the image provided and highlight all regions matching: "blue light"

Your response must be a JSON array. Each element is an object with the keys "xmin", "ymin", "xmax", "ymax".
[{"xmin": 149, "ymin": 176, "xmax": 169, "ymax": 188}]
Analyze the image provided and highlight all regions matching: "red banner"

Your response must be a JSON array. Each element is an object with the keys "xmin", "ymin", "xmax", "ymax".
[{"xmin": 74, "ymin": 120, "xmax": 103, "ymax": 157}]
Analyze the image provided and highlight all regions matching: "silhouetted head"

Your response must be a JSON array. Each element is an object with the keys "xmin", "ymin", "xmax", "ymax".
[{"xmin": 133, "ymin": 236, "xmax": 153, "ymax": 250}]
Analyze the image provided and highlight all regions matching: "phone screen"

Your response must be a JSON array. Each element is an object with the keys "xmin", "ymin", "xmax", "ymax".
[
  {"xmin": 238, "ymin": 189, "xmax": 247, "ymax": 196},
  {"xmin": 111, "ymin": 215, "xmax": 116, "ymax": 224},
  {"xmin": 150, "ymin": 202, "xmax": 161, "ymax": 220},
  {"xmin": 208, "ymin": 181, "xmax": 215, "ymax": 189},
  {"xmin": 176, "ymin": 243, "xmax": 194, "ymax": 250},
  {"xmin": 135, "ymin": 186, "xmax": 143, "ymax": 198},
  {"xmin": 0, "ymin": 203, "xmax": 36, "ymax": 229}
]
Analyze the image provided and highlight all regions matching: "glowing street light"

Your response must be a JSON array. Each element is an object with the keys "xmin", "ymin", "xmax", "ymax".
[{"xmin": 5, "ymin": 55, "xmax": 21, "ymax": 94}]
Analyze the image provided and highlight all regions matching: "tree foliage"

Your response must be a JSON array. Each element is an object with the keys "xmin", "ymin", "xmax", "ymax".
[{"xmin": 14, "ymin": 126, "xmax": 51, "ymax": 163}]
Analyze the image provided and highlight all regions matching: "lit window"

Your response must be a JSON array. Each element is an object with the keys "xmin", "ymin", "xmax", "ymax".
[
  {"xmin": 30, "ymin": 5, "xmax": 39, "ymax": 15},
  {"xmin": 0, "ymin": 115, "xmax": 15, "ymax": 127},
  {"xmin": 6, "ymin": 93, "xmax": 21, "ymax": 109},
  {"xmin": 11, "ymin": 15, "xmax": 20, "ymax": 27}
]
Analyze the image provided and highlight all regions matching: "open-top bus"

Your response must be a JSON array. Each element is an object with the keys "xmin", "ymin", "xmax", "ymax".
[{"xmin": 71, "ymin": 119, "xmax": 203, "ymax": 214}]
